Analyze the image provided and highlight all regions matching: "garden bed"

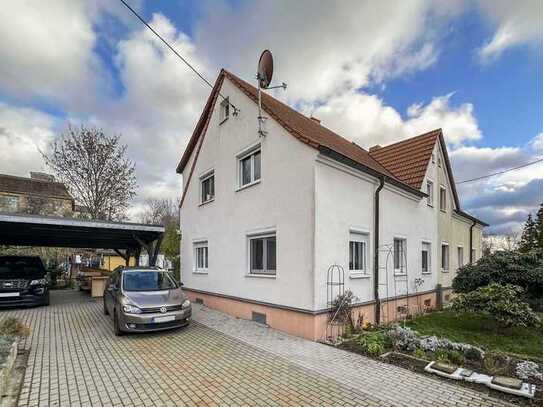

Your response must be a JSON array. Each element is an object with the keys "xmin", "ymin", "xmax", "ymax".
[
  {"xmin": 407, "ymin": 311, "xmax": 543, "ymax": 359},
  {"xmin": 336, "ymin": 316, "xmax": 543, "ymax": 406}
]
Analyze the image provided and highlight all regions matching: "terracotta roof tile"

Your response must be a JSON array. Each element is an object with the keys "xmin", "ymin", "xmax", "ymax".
[{"xmin": 369, "ymin": 129, "xmax": 441, "ymax": 189}]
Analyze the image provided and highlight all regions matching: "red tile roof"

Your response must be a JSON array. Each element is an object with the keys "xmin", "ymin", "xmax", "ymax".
[{"xmin": 369, "ymin": 129, "xmax": 441, "ymax": 189}]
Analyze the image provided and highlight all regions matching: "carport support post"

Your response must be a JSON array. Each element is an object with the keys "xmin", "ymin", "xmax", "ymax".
[
  {"xmin": 149, "ymin": 235, "xmax": 163, "ymax": 267},
  {"xmin": 113, "ymin": 249, "xmax": 131, "ymax": 267}
]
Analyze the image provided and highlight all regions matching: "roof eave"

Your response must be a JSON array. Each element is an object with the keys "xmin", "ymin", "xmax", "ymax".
[{"xmin": 454, "ymin": 210, "xmax": 489, "ymax": 227}]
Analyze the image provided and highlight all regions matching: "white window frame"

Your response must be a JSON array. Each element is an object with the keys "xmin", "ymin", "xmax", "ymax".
[
  {"xmin": 237, "ymin": 146, "xmax": 261, "ymax": 189},
  {"xmin": 393, "ymin": 237, "xmax": 407, "ymax": 275},
  {"xmin": 349, "ymin": 232, "xmax": 369, "ymax": 275},
  {"xmin": 441, "ymin": 243, "xmax": 449, "ymax": 272},
  {"xmin": 194, "ymin": 241, "xmax": 208, "ymax": 273},
  {"xmin": 426, "ymin": 180, "xmax": 434, "ymax": 207},
  {"xmin": 200, "ymin": 170, "xmax": 215, "ymax": 204},
  {"xmin": 219, "ymin": 97, "xmax": 230, "ymax": 124},
  {"xmin": 439, "ymin": 185, "xmax": 447, "ymax": 212},
  {"xmin": 457, "ymin": 246, "xmax": 464, "ymax": 268},
  {"xmin": 421, "ymin": 241, "xmax": 431, "ymax": 274},
  {"xmin": 248, "ymin": 232, "xmax": 276, "ymax": 276}
]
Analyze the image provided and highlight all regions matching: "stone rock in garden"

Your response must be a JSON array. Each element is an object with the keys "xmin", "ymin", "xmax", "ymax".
[{"xmin": 491, "ymin": 376, "xmax": 523, "ymax": 390}]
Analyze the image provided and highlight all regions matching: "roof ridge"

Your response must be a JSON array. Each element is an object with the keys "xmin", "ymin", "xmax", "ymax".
[{"xmin": 371, "ymin": 129, "xmax": 441, "ymax": 155}]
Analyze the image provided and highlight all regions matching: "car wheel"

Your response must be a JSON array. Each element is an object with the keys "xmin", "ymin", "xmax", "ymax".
[
  {"xmin": 113, "ymin": 310, "xmax": 124, "ymax": 336},
  {"xmin": 103, "ymin": 298, "xmax": 109, "ymax": 315}
]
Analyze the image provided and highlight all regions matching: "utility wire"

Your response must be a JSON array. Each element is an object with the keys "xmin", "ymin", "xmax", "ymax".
[
  {"xmin": 457, "ymin": 156, "xmax": 543, "ymax": 184},
  {"xmin": 119, "ymin": 0, "xmax": 238, "ymax": 114}
]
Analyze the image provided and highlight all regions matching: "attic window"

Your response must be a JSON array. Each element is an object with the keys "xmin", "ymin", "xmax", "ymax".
[
  {"xmin": 220, "ymin": 97, "xmax": 230, "ymax": 124},
  {"xmin": 431, "ymin": 153, "xmax": 435, "ymax": 164},
  {"xmin": 438, "ymin": 157, "xmax": 442, "ymax": 167}
]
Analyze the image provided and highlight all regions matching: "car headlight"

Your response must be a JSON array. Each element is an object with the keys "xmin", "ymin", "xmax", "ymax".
[
  {"xmin": 122, "ymin": 304, "xmax": 142, "ymax": 314},
  {"xmin": 182, "ymin": 299, "xmax": 191, "ymax": 309},
  {"xmin": 30, "ymin": 279, "xmax": 46, "ymax": 286}
]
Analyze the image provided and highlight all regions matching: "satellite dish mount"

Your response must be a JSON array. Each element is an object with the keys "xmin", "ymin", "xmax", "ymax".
[{"xmin": 256, "ymin": 50, "xmax": 287, "ymax": 137}]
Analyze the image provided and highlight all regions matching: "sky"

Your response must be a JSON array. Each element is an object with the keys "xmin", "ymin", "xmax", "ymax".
[{"xmin": 0, "ymin": 0, "xmax": 542, "ymax": 236}]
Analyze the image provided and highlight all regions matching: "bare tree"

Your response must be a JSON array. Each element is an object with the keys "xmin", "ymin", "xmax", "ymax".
[
  {"xmin": 139, "ymin": 198, "xmax": 177, "ymax": 225},
  {"xmin": 42, "ymin": 125, "xmax": 137, "ymax": 221}
]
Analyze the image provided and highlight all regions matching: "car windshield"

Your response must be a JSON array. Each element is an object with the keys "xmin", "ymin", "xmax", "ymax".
[
  {"xmin": 122, "ymin": 271, "xmax": 177, "ymax": 292},
  {"xmin": 0, "ymin": 258, "xmax": 45, "ymax": 279}
]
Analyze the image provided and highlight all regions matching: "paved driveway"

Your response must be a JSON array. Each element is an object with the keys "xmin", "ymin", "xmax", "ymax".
[{"xmin": 0, "ymin": 290, "xmax": 512, "ymax": 407}]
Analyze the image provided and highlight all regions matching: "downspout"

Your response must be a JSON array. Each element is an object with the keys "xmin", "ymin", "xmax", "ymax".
[
  {"xmin": 469, "ymin": 220, "xmax": 476, "ymax": 263},
  {"xmin": 374, "ymin": 176, "xmax": 385, "ymax": 325}
]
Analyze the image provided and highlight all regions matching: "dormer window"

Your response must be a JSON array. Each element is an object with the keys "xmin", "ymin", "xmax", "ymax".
[{"xmin": 220, "ymin": 97, "xmax": 230, "ymax": 124}]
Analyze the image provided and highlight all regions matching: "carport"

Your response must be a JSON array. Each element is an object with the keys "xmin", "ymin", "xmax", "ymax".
[{"xmin": 0, "ymin": 212, "xmax": 165, "ymax": 266}]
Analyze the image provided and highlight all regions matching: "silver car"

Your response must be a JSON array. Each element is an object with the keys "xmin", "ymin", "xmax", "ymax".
[{"xmin": 103, "ymin": 267, "xmax": 191, "ymax": 336}]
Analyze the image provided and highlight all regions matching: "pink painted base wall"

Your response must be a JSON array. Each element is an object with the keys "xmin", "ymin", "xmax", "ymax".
[{"xmin": 186, "ymin": 290, "xmax": 437, "ymax": 341}]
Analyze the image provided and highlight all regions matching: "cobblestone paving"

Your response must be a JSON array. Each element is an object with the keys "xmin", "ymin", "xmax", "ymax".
[
  {"xmin": 193, "ymin": 304, "xmax": 514, "ymax": 407},
  {"xmin": 0, "ymin": 291, "xmax": 384, "ymax": 407}
]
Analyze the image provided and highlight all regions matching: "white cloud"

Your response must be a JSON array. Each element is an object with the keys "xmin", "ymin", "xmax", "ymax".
[
  {"xmin": 95, "ymin": 13, "xmax": 211, "ymax": 202},
  {"xmin": 0, "ymin": 1, "xmax": 113, "ymax": 110},
  {"xmin": 0, "ymin": 103, "xmax": 57, "ymax": 177},
  {"xmin": 303, "ymin": 91, "xmax": 481, "ymax": 148},
  {"xmin": 477, "ymin": 0, "xmax": 543, "ymax": 62},
  {"xmin": 529, "ymin": 133, "xmax": 543, "ymax": 151},
  {"xmin": 195, "ymin": 0, "xmax": 461, "ymax": 103}
]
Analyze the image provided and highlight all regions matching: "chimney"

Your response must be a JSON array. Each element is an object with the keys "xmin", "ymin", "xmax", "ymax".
[
  {"xmin": 310, "ymin": 116, "xmax": 321, "ymax": 125},
  {"xmin": 369, "ymin": 145, "xmax": 382, "ymax": 153},
  {"xmin": 30, "ymin": 172, "xmax": 55, "ymax": 182}
]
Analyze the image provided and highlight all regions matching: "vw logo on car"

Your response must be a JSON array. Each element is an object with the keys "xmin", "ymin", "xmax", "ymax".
[{"xmin": 160, "ymin": 306, "xmax": 167, "ymax": 314}]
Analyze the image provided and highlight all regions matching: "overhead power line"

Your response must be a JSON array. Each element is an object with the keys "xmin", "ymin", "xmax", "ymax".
[
  {"xmin": 457, "ymin": 157, "xmax": 543, "ymax": 184},
  {"xmin": 118, "ymin": 0, "xmax": 238, "ymax": 114}
]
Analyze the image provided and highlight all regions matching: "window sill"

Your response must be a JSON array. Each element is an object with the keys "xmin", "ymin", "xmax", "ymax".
[
  {"xmin": 193, "ymin": 270, "xmax": 208, "ymax": 275},
  {"xmin": 422, "ymin": 271, "xmax": 432, "ymax": 275},
  {"xmin": 441, "ymin": 269, "xmax": 449, "ymax": 273},
  {"xmin": 349, "ymin": 273, "xmax": 370, "ymax": 279},
  {"xmin": 427, "ymin": 203, "xmax": 433, "ymax": 208},
  {"xmin": 440, "ymin": 209, "xmax": 447, "ymax": 213},
  {"xmin": 199, "ymin": 198, "xmax": 215, "ymax": 207},
  {"xmin": 245, "ymin": 273, "xmax": 276, "ymax": 279},
  {"xmin": 394, "ymin": 272, "xmax": 407, "ymax": 277},
  {"xmin": 236, "ymin": 179, "xmax": 261, "ymax": 192}
]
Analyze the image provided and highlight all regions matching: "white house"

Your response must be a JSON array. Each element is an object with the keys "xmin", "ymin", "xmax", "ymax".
[{"xmin": 177, "ymin": 70, "xmax": 486, "ymax": 340}]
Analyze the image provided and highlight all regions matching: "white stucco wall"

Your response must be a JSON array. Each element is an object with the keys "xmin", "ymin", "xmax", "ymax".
[
  {"xmin": 313, "ymin": 156, "xmax": 437, "ymax": 310},
  {"xmin": 180, "ymin": 78, "xmax": 318, "ymax": 310}
]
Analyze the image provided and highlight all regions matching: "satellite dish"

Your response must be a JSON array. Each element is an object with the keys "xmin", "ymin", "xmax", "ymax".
[{"xmin": 257, "ymin": 50, "xmax": 273, "ymax": 89}]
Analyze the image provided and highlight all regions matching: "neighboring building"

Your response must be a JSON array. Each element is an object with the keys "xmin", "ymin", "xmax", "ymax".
[
  {"xmin": 369, "ymin": 132, "xmax": 486, "ymax": 306},
  {"xmin": 98, "ymin": 250, "xmax": 172, "ymax": 272},
  {"xmin": 0, "ymin": 172, "xmax": 75, "ymax": 216},
  {"xmin": 177, "ymin": 70, "xmax": 486, "ymax": 340}
]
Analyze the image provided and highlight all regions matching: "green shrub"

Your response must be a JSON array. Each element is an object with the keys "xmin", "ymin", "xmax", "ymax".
[
  {"xmin": 358, "ymin": 332, "xmax": 387, "ymax": 355},
  {"xmin": 0, "ymin": 317, "xmax": 29, "ymax": 337},
  {"xmin": 435, "ymin": 349, "xmax": 450, "ymax": 362},
  {"xmin": 412, "ymin": 347, "xmax": 427, "ymax": 360},
  {"xmin": 451, "ymin": 284, "xmax": 540, "ymax": 328},
  {"xmin": 464, "ymin": 346, "xmax": 484, "ymax": 362},
  {"xmin": 447, "ymin": 350, "xmax": 465, "ymax": 365},
  {"xmin": 452, "ymin": 250, "xmax": 543, "ymax": 300},
  {"xmin": 483, "ymin": 353, "xmax": 510, "ymax": 376}
]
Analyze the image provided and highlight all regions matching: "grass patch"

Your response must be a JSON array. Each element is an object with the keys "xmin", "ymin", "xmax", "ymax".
[{"xmin": 406, "ymin": 311, "xmax": 543, "ymax": 359}]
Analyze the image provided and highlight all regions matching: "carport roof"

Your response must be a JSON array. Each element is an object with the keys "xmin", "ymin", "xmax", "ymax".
[{"xmin": 0, "ymin": 212, "xmax": 164, "ymax": 249}]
